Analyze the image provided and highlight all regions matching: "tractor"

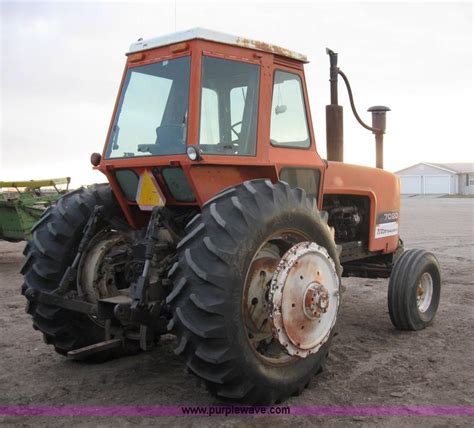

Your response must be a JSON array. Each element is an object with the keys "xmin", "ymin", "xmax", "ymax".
[{"xmin": 21, "ymin": 28, "xmax": 441, "ymax": 404}]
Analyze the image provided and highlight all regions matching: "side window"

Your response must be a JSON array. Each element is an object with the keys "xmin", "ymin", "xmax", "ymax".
[
  {"xmin": 270, "ymin": 71, "xmax": 310, "ymax": 148},
  {"xmin": 279, "ymin": 168, "xmax": 320, "ymax": 199}
]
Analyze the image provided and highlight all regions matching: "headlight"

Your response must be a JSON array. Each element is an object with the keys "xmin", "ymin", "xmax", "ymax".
[{"xmin": 186, "ymin": 145, "xmax": 201, "ymax": 161}]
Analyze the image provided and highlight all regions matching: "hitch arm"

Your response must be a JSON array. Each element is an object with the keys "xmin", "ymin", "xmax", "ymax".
[
  {"xmin": 24, "ymin": 288, "xmax": 96, "ymax": 315},
  {"xmin": 132, "ymin": 206, "xmax": 161, "ymax": 308},
  {"xmin": 55, "ymin": 205, "xmax": 104, "ymax": 295}
]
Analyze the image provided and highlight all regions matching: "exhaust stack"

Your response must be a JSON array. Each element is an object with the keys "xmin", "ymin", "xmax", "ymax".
[
  {"xmin": 325, "ymin": 49, "xmax": 390, "ymax": 169},
  {"xmin": 325, "ymin": 49, "xmax": 344, "ymax": 163}
]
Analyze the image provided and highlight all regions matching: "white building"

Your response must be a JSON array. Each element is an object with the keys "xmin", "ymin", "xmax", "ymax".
[{"xmin": 395, "ymin": 162, "xmax": 474, "ymax": 195}]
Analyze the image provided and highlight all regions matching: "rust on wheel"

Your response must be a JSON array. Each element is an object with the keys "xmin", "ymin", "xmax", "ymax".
[
  {"xmin": 270, "ymin": 242, "xmax": 340, "ymax": 358},
  {"xmin": 77, "ymin": 230, "xmax": 131, "ymax": 303},
  {"xmin": 243, "ymin": 233, "xmax": 340, "ymax": 363}
]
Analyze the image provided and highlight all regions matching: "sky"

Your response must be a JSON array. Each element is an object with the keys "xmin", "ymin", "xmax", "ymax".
[{"xmin": 1, "ymin": 0, "xmax": 472, "ymax": 186}]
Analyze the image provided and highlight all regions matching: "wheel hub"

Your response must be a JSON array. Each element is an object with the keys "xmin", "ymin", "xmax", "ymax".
[
  {"xmin": 269, "ymin": 242, "xmax": 339, "ymax": 358},
  {"xmin": 417, "ymin": 272, "xmax": 434, "ymax": 313},
  {"xmin": 303, "ymin": 282, "xmax": 329, "ymax": 320}
]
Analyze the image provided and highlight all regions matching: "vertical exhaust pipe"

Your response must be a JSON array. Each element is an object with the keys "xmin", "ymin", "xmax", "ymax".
[
  {"xmin": 325, "ymin": 48, "xmax": 390, "ymax": 169},
  {"xmin": 325, "ymin": 48, "xmax": 344, "ymax": 162}
]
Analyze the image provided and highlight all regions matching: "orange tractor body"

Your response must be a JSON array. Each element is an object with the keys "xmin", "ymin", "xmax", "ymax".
[{"xmin": 96, "ymin": 32, "xmax": 399, "ymax": 256}]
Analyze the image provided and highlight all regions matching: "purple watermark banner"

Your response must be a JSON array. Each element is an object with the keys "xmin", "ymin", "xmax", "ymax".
[{"xmin": 0, "ymin": 406, "xmax": 473, "ymax": 417}]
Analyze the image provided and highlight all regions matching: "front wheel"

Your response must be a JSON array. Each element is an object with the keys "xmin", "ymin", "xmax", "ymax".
[
  {"xmin": 388, "ymin": 249, "xmax": 441, "ymax": 330},
  {"xmin": 167, "ymin": 179, "xmax": 341, "ymax": 404}
]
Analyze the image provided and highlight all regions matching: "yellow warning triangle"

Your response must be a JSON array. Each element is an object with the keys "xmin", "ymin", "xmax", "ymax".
[{"xmin": 136, "ymin": 170, "xmax": 166, "ymax": 211}]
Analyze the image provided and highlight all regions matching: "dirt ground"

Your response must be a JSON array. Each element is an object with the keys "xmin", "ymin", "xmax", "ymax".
[{"xmin": 0, "ymin": 197, "xmax": 473, "ymax": 427}]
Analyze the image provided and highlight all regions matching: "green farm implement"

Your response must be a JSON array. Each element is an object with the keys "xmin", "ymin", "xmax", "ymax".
[{"xmin": 0, "ymin": 178, "xmax": 70, "ymax": 241}]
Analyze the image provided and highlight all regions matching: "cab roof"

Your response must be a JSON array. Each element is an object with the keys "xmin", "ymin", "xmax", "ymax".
[{"xmin": 128, "ymin": 27, "xmax": 308, "ymax": 63}]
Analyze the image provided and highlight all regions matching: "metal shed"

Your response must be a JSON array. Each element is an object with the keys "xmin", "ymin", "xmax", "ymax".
[{"xmin": 395, "ymin": 162, "xmax": 474, "ymax": 195}]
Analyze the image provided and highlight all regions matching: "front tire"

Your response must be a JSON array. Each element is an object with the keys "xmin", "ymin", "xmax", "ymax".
[
  {"xmin": 167, "ymin": 179, "xmax": 341, "ymax": 404},
  {"xmin": 388, "ymin": 249, "xmax": 441, "ymax": 330}
]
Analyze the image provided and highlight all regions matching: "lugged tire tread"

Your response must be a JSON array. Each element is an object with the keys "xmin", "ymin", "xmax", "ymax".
[
  {"xmin": 168, "ymin": 179, "xmax": 341, "ymax": 404},
  {"xmin": 22, "ymin": 184, "xmax": 122, "ymax": 357}
]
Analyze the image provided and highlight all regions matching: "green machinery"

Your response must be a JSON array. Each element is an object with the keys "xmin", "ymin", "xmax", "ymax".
[{"xmin": 0, "ymin": 178, "xmax": 70, "ymax": 241}]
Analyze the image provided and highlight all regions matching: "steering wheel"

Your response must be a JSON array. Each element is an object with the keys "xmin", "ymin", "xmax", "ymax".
[{"xmin": 231, "ymin": 121, "xmax": 242, "ymax": 139}]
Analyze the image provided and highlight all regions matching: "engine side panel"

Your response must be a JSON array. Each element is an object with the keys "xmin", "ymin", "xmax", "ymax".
[{"xmin": 322, "ymin": 161, "xmax": 400, "ymax": 254}]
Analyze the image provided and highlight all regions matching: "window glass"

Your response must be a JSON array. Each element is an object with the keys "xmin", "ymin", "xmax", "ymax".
[
  {"xmin": 270, "ymin": 71, "xmax": 310, "ymax": 148},
  {"xmin": 115, "ymin": 169, "xmax": 139, "ymax": 201},
  {"xmin": 161, "ymin": 168, "xmax": 196, "ymax": 202},
  {"xmin": 230, "ymin": 86, "xmax": 247, "ymax": 142},
  {"xmin": 106, "ymin": 56, "xmax": 191, "ymax": 158},
  {"xmin": 199, "ymin": 56, "xmax": 259, "ymax": 156},
  {"xmin": 279, "ymin": 168, "xmax": 320, "ymax": 199},
  {"xmin": 199, "ymin": 88, "xmax": 219, "ymax": 146}
]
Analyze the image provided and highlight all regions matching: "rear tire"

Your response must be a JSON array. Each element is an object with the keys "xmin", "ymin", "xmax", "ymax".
[
  {"xmin": 167, "ymin": 179, "xmax": 341, "ymax": 404},
  {"xmin": 21, "ymin": 184, "xmax": 122, "ymax": 357},
  {"xmin": 388, "ymin": 249, "xmax": 441, "ymax": 330}
]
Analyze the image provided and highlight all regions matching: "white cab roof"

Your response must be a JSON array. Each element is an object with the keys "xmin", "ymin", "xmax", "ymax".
[{"xmin": 128, "ymin": 27, "xmax": 308, "ymax": 62}]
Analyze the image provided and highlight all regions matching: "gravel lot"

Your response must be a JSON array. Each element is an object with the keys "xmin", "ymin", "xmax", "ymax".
[{"xmin": 0, "ymin": 197, "xmax": 473, "ymax": 427}]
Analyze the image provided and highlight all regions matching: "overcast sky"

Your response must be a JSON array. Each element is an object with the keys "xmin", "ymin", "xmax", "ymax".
[{"xmin": 1, "ymin": 0, "xmax": 472, "ymax": 185}]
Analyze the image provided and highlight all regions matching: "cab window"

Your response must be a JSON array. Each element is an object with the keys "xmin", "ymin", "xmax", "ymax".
[
  {"xmin": 199, "ymin": 56, "xmax": 260, "ymax": 156},
  {"xmin": 270, "ymin": 71, "xmax": 310, "ymax": 148},
  {"xmin": 106, "ymin": 56, "xmax": 191, "ymax": 158}
]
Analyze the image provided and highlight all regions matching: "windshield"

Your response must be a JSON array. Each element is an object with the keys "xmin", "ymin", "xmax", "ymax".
[
  {"xmin": 199, "ymin": 56, "xmax": 260, "ymax": 156},
  {"xmin": 106, "ymin": 56, "xmax": 191, "ymax": 159}
]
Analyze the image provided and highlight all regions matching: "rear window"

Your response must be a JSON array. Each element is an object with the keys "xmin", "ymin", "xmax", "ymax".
[
  {"xmin": 199, "ymin": 56, "xmax": 260, "ymax": 156},
  {"xmin": 106, "ymin": 56, "xmax": 191, "ymax": 159}
]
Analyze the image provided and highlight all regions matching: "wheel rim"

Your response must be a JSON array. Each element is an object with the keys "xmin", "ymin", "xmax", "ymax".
[
  {"xmin": 417, "ymin": 272, "xmax": 434, "ymax": 313},
  {"xmin": 77, "ymin": 230, "xmax": 132, "ymax": 327},
  {"xmin": 77, "ymin": 230, "xmax": 130, "ymax": 303},
  {"xmin": 270, "ymin": 242, "xmax": 340, "ymax": 358},
  {"xmin": 243, "ymin": 230, "xmax": 339, "ymax": 364}
]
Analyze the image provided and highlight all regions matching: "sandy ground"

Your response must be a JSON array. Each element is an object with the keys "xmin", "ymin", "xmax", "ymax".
[{"xmin": 0, "ymin": 197, "xmax": 472, "ymax": 427}]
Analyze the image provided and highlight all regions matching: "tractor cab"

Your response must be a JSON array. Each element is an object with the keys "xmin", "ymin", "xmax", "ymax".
[
  {"xmin": 95, "ymin": 29, "xmax": 399, "ymax": 262},
  {"xmin": 95, "ymin": 28, "xmax": 324, "ymax": 228}
]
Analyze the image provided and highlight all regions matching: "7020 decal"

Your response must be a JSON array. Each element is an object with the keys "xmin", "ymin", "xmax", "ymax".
[{"xmin": 377, "ymin": 211, "xmax": 399, "ymax": 224}]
